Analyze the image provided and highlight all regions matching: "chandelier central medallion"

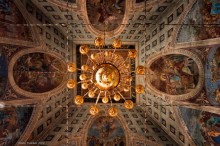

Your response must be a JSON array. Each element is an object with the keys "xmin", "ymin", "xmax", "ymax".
[
  {"xmin": 93, "ymin": 63, "xmax": 120, "ymax": 91},
  {"xmin": 67, "ymin": 37, "xmax": 145, "ymax": 117}
]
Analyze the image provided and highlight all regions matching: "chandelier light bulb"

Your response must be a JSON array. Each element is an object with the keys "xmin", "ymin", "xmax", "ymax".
[
  {"xmin": 135, "ymin": 84, "xmax": 144, "ymax": 94},
  {"xmin": 91, "ymin": 54, "xmax": 96, "ymax": 60},
  {"xmin": 125, "ymin": 76, "xmax": 132, "ymax": 82},
  {"xmin": 94, "ymin": 37, "xmax": 103, "ymax": 47},
  {"xmin": 113, "ymin": 93, "xmax": 121, "ymax": 101},
  {"xmin": 79, "ymin": 74, "xmax": 87, "ymax": 80},
  {"xmin": 104, "ymin": 50, "xmax": 111, "ymax": 57},
  {"xmin": 67, "ymin": 79, "xmax": 76, "ymax": 89},
  {"xmin": 81, "ymin": 82, "xmax": 88, "ymax": 89},
  {"xmin": 136, "ymin": 66, "xmax": 145, "ymax": 75},
  {"xmin": 124, "ymin": 100, "xmax": 134, "ymax": 109},
  {"xmin": 128, "ymin": 50, "xmax": 137, "ymax": 59},
  {"xmin": 79, "ymin": 45, "xmax": 89, "ymax": 55},
  {"xmin": 74, "ymin": 95, "xmax": 84, "ymax": 105},
  {"xmin": 67, "ymin": 63, "xmax": 76, "ymax": 72},
  {"xmin": 102, "ymin": 96, "xmax": 109, "ymax": 103},
  {"xmin": 123, "ymin": 85, "xmax": 130, "ymax": 92},
  {"xmin": 108, "ymin": 107, "xmax": 118, "ymax": 117},
  {"xmin": 88, "ymin": 90, "xmax": 95, "ymax": 98},
  {"xmin": 81, "ymin": 65, "xmax": 89, "ymax": 71},
  {"xmin": 90, "ymin": 105, "xmax": 99, "ymax": 115},
  {"xmin": 112, "ymin": 38, "xmax": 122, "ymax": 48}
]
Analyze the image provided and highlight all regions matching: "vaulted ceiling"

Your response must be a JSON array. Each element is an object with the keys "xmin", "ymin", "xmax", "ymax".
[{"xmin": 1, "ymin": 0, "xmax": 220, "ymax": 146}]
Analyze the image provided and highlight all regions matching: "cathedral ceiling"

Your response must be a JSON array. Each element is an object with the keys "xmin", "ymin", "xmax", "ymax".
[{"xmin": 1, "ymin": 0, "xmax": 220, "ymax": 146}]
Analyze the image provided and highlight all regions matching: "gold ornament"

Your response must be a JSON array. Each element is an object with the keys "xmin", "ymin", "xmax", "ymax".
[
  {"xmin": 136, "ymin": 66, "xmax": 145, "ymax": 75},
  {"xmin": 102, "ymin": 96, "xmax": 109, "ymax": 103},
  {"xmin": 81, "ymin": 65, "xmax": 89, "ymax": 71},
  {"xmin": 128, "ymin": 50, "xmax": 137, "ymax": 58},
  {"xmin": 94, "ymin": 37, "xmax": 103, "ymax": 47},
  {"xmin": 91, "ymin": 54, "xmax": 97, "ymax": 60},
  {"xmin": 123, "ymin": 85, "xmax": 130, "ymax": 92},
  {"xmin": 125, "ymin": 76, "xmax": 132, "ymax": 82},
  {"xmin": 108, "ymin": 107, "xmax": 118, "ymax": 117},
  {"xmin": 112, "ymin": 38, "xmax": 122, "ymax": 48},
  {"xmin": 135, "ymin": 84, "xmax": 144, "ymax": 94},
  {"xmin": 113, "ymin": 93, "xmax": 120, "ymax": 101},
  {"xmin": 88, "ymin": 90, "xmax": 95, "ymax": 98},
  {"xmin": 79, "ymin": 45, "xmax": 89, "ymax": 55},
  {"xmin": 74, "ymin": 95, "xmax": 84, "ymax": 105},
  {"xmin": 124, "ymin": 100, "xmax": 134, "ymax": 109},
  {"xmin": 67, "ymin": 79, "xmax": 76, "ymax": 89},
  {"xmin": 90, "ymin": 105, "xmax": 99, "ymax": 115},
  {"xmin": 93, "ymin": 64, "xmax": 120, "ymax": 90},
  {"xmin": 104, "ymin": 51, "xmax": 111, "ymax": 57},
  {"xmin": 81, "ymin": 82, "xmax": 88, "ymax": 89},
  {"xmin": 67, "ymin": 63, "xmax": 76, "ymax": 72},
  {"xmin": 79, "ymin": 74, "xmax": 87, "ymax": 81}
]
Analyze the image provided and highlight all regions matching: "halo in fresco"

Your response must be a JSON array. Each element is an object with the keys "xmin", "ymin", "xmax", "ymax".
[
  {"xmin": 149, "ymin": 54, "xmax": 199, "ymax": 95},
  {"xmin": 87, "ymin": 116, "xmax": 125, "ymax": 145},
  {"xmin": 13, "ymin": 53, "xmax": 65, "ymax": 93},
  {"xmin": 86, "ymin": 0, "xmax": 125, "ymax": 32},
  {"xmin": 205, "ymin": 47, "xmax": 220, "ymax": 105},
  {"xmin": 0, "ymin": 51, "xmax": 7, "ymax": 97}
]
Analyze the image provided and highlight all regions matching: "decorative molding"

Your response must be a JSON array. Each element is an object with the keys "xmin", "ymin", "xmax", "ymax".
[
  {"xmin": 79, "ymin": 0, "xmax": 132, "ymax": 38},
  {"xmin": 8, "ymin": 46, "xmax": 67, "ymax": 100},
  {"xmin": 145, "ymin": 49, "xmax": 204, "ymax": 101}
]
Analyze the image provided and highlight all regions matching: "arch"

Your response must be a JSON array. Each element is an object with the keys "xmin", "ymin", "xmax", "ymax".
[
  {"xmin": 81, "ymin": 111, "xmax": 130, "ymax": 146},
  {"xmin": 8, "ymin": 46, "xmax": 67, "ymax": 100},
  {"xmin": 80, "ymin": 0, "xmax": 132, "ymax": 37},
  {"xmin": 145, "ymin": 49, "xmax": 204, "ymax": 101}
]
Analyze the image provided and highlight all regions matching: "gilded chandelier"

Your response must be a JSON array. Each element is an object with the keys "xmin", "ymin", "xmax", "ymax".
[{"xmin": 67, "ymin": 37, "xmax": 145, "ymax": 117}]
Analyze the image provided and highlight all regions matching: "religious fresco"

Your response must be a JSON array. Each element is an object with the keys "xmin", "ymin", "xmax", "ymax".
[
  {"xmin": 0, "ymin": 106, "xmax": 33, "ymax": 146},
  {"xmin": 13, "ymin": 53, "xmax": 65, "ymax": 93},
  {"xmin": 87, "ymin": 116, "xmax": 126, "ymax": 146},
  {"xmin": 86, "ymin": 0, "xmax": 125, "ymax": 32},
  {"xmin": 177, "ymin": 0, "xmax": 220, "ymax": 43},
  {"xmin": 205, "ymin": 47, "xmax": 220, "ymax": 105},
  {"xmin": 0, "ymin": 50, "xmax": 8, "ymax": 97},
  {"xmin": 149, "ymin": 54, "xmax": 199, "ymax": 95},
  {"xmin": 179, "ymin": 107, "xmax": 220, "ymax": 146},
  {"xmin": 0, "ymin": 0, "xmax": 33, "ymax": 41}
]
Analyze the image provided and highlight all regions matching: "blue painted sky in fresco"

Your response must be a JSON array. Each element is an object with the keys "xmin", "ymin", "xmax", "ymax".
[{"xmin": 205, "ymin": 47, "xmax": 220, "ymax": 105}]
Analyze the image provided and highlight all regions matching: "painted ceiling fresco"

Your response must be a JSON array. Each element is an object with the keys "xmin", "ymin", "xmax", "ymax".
[
  {"xmin": 149, "ymin": 54, "xmax": 199, "ymax": 95},
  {"xmin": 86, "ymin": 0, "xmax": 125, "ymax": 32},
  {"xmin": 0, "ymin": 0, "xmax": 33, "ymax": 41},
  {"xmin": 177, "ymin": 0, "xmax": 220, "ymax": 43},
  {"xmin": 0, "ymin": 106, "xmax": 33, "ymax": 146},
  {"xmin": 179, "ymin": 107, "xmax": 220, "ymax": 146},
  {"xmin": 87, "ymin": 116, "xmax": 125, "ymax": 146},
  {"xmin": 0, "ymin": 50, "xmax": 7, "ymax": 98},
  {"xmin": 205, "ymin": 46, "xmax": 220, "ymax": 106},
  {"xmin": 13, "ymin": 53, "xmax": 65, "ymax": 93}
]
